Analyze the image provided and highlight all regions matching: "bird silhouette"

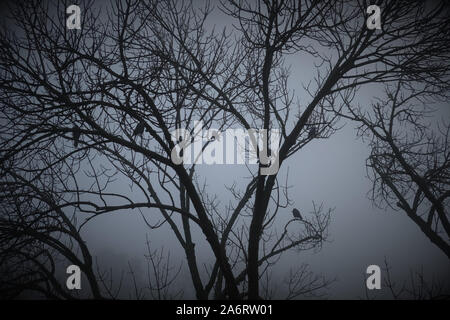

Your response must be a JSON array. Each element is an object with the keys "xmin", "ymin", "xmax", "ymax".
[
  {"xmin": 133, "ymin": 122, "xmax": 146, "ymax": 136},
  {"xmin": 72, "ymin": 125, "xmax": 81, "ymax": 147},
  {"xmin": 308, "ymin": 126, "xmax": 317, "ymax": 139},
  {"xmin": 292, "ymin": 208, "xmax": 302, "ymax": 220}
]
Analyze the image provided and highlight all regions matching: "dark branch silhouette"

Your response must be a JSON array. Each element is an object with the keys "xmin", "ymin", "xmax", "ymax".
[{"xmin": 0, "ymin": 0, "xmax": 449, "ymax": 300}]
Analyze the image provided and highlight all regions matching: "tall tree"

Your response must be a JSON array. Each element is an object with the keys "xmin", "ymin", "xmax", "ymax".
[
  {"xmin": 342, "ymin": 80, "xmax": 450, "ymax": 258},
  {"xmin": 0, "ymin": 0, "xmax": 449, "ymax": 299}
]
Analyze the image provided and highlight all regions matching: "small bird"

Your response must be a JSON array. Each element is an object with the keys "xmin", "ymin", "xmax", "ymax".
[
  {"xmin": 308, "ymin": 126, "xmax": 317, "ymax": 139},
  {"xmin": 292, "ymin": 208, "xmax": 302, "ymax": 220},
  {"xmin": 72, "ymin": 125, "xmax": 81, "ymax": 147},
  {"xmin": 133, "ymin": 122, "xmax": 146, "ymax": 136}
]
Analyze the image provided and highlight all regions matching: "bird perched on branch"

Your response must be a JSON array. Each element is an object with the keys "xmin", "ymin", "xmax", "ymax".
[
  {"xmin": 292, "ymin": 208, "xmax": 302, "ymax": 220},
  {"xmin": 72, "ymin": 125, "xmax": 81, "ymax": 147},
  {"xmin": 308, "ymin": 126, "xmax": 317, "ymax": 139},
  {"xmin": 133, "ymin": 122, "xmax": 146, "ymax": 136}
]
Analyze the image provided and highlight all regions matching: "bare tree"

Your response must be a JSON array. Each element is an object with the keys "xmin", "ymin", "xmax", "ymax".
[
  {"xmin": 342, "ymin": 80, "xmax": 450, "ymax": 258},
  {"xmin": 0, "ymin": 169, "xmax": 103, "ymax": 299},
  {"xmin": 220, "ymin": 0, "xmax": 450, "ymax": 298},
  {"xmin": 0, "ymin": 0, "xmax": 449, "ymax": 300},
  {"xmin": 125, "ymin": 237, "xmax": 183, "ymax": 300}
]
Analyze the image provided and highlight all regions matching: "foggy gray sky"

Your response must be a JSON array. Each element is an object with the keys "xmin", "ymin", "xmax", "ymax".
[
  {"xmin": 81, "ymin": 121, "xmax": 449, "ymax": 299},
  {"xmin": 1, "ymin": 0, "xmax": 449, "ymax": 300},
  {"xmin": 74, "ymin": 4, "xmax": 450, "ymax": 299}
]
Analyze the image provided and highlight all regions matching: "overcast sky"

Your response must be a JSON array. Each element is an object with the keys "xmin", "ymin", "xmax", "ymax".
[
  {"xmin": 68, "ymin": 2, "xmax": 450, "ymax": 299},
  {"xmin": 1, "ymin": 0, "xmax": 449, "ymax": 300}
]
